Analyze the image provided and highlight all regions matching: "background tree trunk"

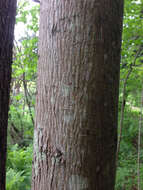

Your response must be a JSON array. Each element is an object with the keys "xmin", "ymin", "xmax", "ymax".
[
  {"xmin": 32, "ymin": 0, "xmax": 124, "ymax": 189},
  {"xmin": 0, "ymin": 1, "xmax": 17, "ymax": 189}
]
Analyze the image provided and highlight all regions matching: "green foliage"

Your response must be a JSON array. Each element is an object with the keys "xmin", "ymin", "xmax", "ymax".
[
  {"xmin": 8, "ymin": 0, "xmax": 39, "ymax": 147},
  {"xmin": 116, "ymin": 104, "xmax": 143, "ymax": 189},
  {"xmin": 116, "ymin": 0, "xmax": 143, "ymax": 189},
  {"xmin": 121, "ymin": 0, "xmax": 143, "ymax": 67},
  {"xmin": 6, "ymin": 145, "xmax": 33, "ymax": 190},
  {"xmin": 7, "ymin": 1, "xmax": 39, "ymax": 188},
  {"xmin": 6, "ymin": 169, "xmax": 25, "ymax": 190}
]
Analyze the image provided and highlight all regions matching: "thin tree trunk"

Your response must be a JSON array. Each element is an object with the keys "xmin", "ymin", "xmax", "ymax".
[
  {"xmin": 32, "ymin": 0, "xmax": 124, "ymax": 189},
  {"xmin": 116, "ymin": 69, "xmax": 131, "ymax": 165},
  {"xmin": 0, "ymin": 1, "xmax": 17, "ymax": 189},
  {"xmin": 137, "ymin": 87, "xmax": 143, "ymax": 190},
  {"xmin": 23, "ymin": 73, "xmax": 34, "ymax": 126}
]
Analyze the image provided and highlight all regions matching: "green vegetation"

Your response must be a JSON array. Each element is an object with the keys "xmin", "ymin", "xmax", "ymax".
[
  {"xmin": 6, "ymin": 1, "xmax": 39, "ymax": 189},
  {"xmin": 116, "ymin": 0, "xmax": 143, "ymax": 189},
  {"xmin": 6, "ymin": 0, "xmax": 143, "ymax": 189},
  {"xmin": 6, "ymin": 145, "xmax": 32, "ymax": 190}
]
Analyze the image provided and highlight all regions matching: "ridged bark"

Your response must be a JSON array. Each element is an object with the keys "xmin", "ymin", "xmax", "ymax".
[
  {"xmin": 0, "ymin": 1, "xmax": 17, "ymax": 189},
  {"xmin": 32, "ymin": 0, "xmax": 124, "ymax": 189}
]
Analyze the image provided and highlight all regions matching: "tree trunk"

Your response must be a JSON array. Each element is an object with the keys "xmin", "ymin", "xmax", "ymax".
[
  {"xmin": 0, "ymin": 1, "xmax": 17, "ymax": 189},
  {"xmin": 32, "ymin": 0, "xmax": 124, "ymax": 189}
]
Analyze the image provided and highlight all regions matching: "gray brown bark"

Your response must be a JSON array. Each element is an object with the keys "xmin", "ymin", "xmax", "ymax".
[
  {"xmin": 0, "ymin": 1, "xmax": 17, "ymax": 189},
  {"xmin": 32, "ymin": 0, "xmax": 124, "ymax": 189}
]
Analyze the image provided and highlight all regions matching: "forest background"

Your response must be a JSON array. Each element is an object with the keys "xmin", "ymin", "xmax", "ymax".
[{"xmin": 6, "ymin": 0, "xmax": 143, "ymax": 189}]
